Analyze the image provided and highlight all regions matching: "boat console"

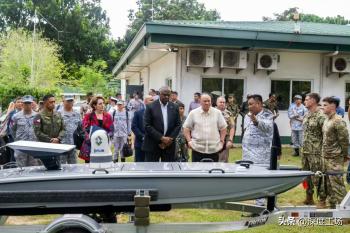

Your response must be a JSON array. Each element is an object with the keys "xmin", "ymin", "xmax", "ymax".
[{"xmin": 7, "ymin": 141, "xmax": 75, "ymax": 170}]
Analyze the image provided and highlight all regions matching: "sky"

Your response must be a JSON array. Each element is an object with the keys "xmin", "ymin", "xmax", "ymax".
[{"xmin": 100, "ymin": 0, "xmax": 350, "ymax": 39}]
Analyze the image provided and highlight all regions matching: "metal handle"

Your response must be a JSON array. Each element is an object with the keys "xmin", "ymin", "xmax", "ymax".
[
  {"xmin": 92, "ymin": 168, "xmax": 109, "ymax": 174},
  {"xmin": 200, "ymin": 158, "xmax": 214, "ymax": 162},
  {"xmin": 235, "ymin": 160, "xmax": 254, "ymax": 165},
  {"xmin": 240, "ymin": 163, "xmax": 251, "ymax": 169},
  {"xmin": 209, "ymin": 168, "xmax": 225, "ymax": 174}
]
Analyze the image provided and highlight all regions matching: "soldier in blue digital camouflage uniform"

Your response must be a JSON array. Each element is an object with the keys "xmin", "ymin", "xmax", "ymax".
[
  {"xmin": 58, "ymin": 95, "xmax": 81, "ymax": 164},
  {"xmin": 11, "ymin": 95, "xmax": 41, "ymax": 167}
]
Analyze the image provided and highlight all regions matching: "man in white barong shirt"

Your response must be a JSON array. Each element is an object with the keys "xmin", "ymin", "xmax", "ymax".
[{"xmin": 183, "ymin": 93, "xmax": 227, "ymax": 162}]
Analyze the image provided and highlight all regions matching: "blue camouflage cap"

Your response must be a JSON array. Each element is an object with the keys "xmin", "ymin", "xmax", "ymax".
[
  {"xmin": 22, "ymin": 95, "xmax": 34, "ymax": 103},
  {"xmin": 64, "ymin": 95, "xmax": 74, "ymax": 101}
]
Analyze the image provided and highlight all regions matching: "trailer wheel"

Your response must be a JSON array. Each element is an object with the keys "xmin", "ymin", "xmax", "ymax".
[{"xmin": 56, "ymin": 228, "xmax": 90, "ymax": 233}]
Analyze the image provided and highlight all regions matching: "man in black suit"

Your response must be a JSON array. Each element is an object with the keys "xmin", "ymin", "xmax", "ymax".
[{"xmin": 142, "ymin": 86, "xmax": 181, "ymax": 162}]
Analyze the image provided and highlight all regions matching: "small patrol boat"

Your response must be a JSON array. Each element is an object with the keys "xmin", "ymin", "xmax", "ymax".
[{"xmin": 0, "ymin": 130, "xmax": 311, "ymax": 215}]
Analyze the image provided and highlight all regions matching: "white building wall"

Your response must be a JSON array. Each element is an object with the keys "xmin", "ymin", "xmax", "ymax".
[
  {"xmin": 176, "ymin": 48, "xmax": 335, "ymax": 137},
  {"xmin": 268, "ymin": 52, "xmax": 321, "ymax": 136},
  {"xmin": 127, "ymin": 73, "xmax": 141, "ymax": 85},
  {"xmin": 122, "ymin": 48, "xmax": 350, "ymax": 138},
  {"xmin": 148, "ymin": 53, "xmax": 177, "ymax": 91}
]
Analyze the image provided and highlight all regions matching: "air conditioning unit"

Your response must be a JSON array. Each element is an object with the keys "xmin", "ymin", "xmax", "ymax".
[
  {"xmin": 186, "ymin": 48, "xmax": 214, "ymax": 68},
  {"xmin": 332, "ymin": 56, "xmax": 350, "ymax": 73},
  {"xmin": 220, "ymin": 50, "xmax": 247, "ymax": 69},
  {"xmin": 257, "ymin": 53, "xmax": 279, "ymax": 70}
]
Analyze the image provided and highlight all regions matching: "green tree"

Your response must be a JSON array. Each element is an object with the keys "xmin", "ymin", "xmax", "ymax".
[
  {"xmin": 77, "ymin": 59, "xmax": 113, "ymax": 95},
  {"xmin": 0, "ymin": 84, "xmax": 60, "ymax": 108},
  {"xmin": 263, "ymin": 7, "xmax": 350, "ymax": 25},
  {"xmin": 0, "ymin": 0, "xmax": 117, "ymax": 71},
  {"xmin": 116, "ymin": 0, "xmax": 221, "ymax": 60},
  {"xmin": 0, "ymin": 29, "xmax": 64, "ymax": 88}
]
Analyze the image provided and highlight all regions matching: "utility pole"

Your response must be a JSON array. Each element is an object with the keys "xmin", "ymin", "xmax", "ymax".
[
  {"xmin": 30, "ymin": 9, "xmax": 38, "ymax": 85},
  {"xmin": 151, "ymin": 0, "xmax": 154, "ymax": 21}
]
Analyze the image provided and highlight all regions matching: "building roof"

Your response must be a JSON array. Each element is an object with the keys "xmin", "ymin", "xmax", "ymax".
[
  {"xmin": 149, "ymin": 20, "xmax": 350, "ymax": 37},
  {"xmin": 113, "ymin": 20, "xmax": 350, "ymax": 77}
]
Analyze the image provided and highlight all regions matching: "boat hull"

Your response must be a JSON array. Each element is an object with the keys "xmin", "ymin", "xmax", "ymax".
[{"xmin": 0, "ymin": 163, "xmax": 311, "ymax": 214}]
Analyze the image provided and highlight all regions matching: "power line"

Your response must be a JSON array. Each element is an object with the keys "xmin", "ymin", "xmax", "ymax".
[{"xmin": 36, "ymin": 11, "xmax": 64, "ymax": 41}]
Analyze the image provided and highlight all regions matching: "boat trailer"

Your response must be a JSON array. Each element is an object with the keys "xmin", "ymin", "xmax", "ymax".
[{"xmin": 0, "ymin": 189, "xmax": 350, "ymax": 233}]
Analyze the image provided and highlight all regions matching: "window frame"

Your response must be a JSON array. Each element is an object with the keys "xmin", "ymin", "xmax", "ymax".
[
  {"xmin": 345, "ymin": 82, "xmax": 350, "ymax": 112},
  {"xmin": 200, "ymin": 75, "xmax": 246, "ymax": 101},
  {"xmin": 270, "ymin": 78, "xmax": 313, "ymax": 111}
]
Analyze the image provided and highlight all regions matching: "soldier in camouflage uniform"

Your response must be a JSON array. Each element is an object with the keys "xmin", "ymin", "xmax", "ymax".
[
  {"xmin": 11, "ymin": 95, "xmax": 41, "ymax": 167},
  {"xmin": 227, "ymin": 94, "xmax": 240, "ymax": 122},
  {"xmin": 302, "ymin": 93, "xmax": 326, "ymax": 205},
  {"xmin": 58, "ymin": 95, "xmax": 81, "ymax": 164},
  {"xmin": 263, "ymin": 93, "xmax": 279, "ymax": 120},
  {"xmin": 216, "ymin": 97, "xmax": 235, "ymax": 162},
  {"xmin": 227, "ymin": 94, "xmax": 240, "ymax": 137},
  {"xmin": 239, "ymin": 94, "xmax": 250, "ymax": 139},
  {"xmin": 175, "ymin": 102, "xmax": 189, "ymax": 162},
  {"xmin": 34, "ymin": 94, "xmax": 65, "ymax": 145},
  {"xmin": 321, "ymin": 96, "xmax": 349, "ymax": 208}
]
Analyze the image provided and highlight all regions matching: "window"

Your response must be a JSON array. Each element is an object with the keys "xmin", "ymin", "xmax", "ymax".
[
  {"xmin": 345, "ymin": 83, "xmax": 350, "ymax": 111},
  {"xmin": 202, "ymin": 78, "xmax": 244, "ymax": 104},
  {"xmin": 165, "ymin": 78, "xmax": 172, "ymax": 89},
  {"xmin": 224, "ymin": 79, "xmax": 244, "ymax": 104},
  {"xmin": 271, "ymin": 80, "xmax": 290, "ymax": 110},
  {"xmin": 271, "ymin": 80, "xmax": 312, "ymax": 110}
]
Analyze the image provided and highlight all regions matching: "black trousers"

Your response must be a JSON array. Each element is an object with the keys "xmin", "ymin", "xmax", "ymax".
[
  {"xmin": 135, "ymin": 147, "xmax": 145, "ymax": 162},
  {"xmin": 192, "ymin": 150, "xmax": 219, "ymax": 162},
  {"xmin": 145, "ymin": 145, "xmax": 176, "ymax": 162}
]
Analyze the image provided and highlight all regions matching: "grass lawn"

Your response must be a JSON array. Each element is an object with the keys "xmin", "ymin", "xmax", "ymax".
[{"xmin": 5, "ymin": 146, "xmax": 350, "ymax": 232}]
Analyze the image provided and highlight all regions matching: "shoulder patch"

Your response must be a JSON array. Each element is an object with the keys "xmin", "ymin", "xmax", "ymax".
[{"xmin": 33, "ymin": 118, "xmax": 41, "ymax": 125}]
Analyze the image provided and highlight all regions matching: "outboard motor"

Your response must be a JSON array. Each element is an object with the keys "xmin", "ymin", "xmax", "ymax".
[{"xmin": 89, "ymin": 129, "xmax": 113, "ymax": 169}]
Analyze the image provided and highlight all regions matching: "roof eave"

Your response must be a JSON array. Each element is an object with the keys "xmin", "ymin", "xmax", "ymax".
[
  {"xmin": 113, "ymin": 22, "xmax": 350, "ymax": 77},
  {"xmin": 112, "ymin": 24, "xmax": 148, "ymax": 76}
]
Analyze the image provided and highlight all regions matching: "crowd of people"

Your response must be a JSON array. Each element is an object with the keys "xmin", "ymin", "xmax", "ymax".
[{"xmin": 0, "ymin": 87, "xmax": 349, "ymax": 209}]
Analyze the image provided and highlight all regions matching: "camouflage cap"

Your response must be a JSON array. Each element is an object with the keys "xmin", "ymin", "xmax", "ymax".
[
  {"xmin": 117, "ymin": 100, "xmax": 124, "ymax": 105},
  {"xmin": 22, "ymin": 95, "xmax": 34, "ymax": 103},
  {"xmin": 64, "ymin": 95, "xmax": 74, "ymax": 101}
]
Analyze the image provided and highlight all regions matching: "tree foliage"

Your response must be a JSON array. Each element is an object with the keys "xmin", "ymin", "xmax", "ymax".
[
  {"xmin": 0, "ymin": 29, "xmax": 64, "ymax": 88},
  {"xmin": 263, "ymin": 7, "xmax": 350, "ymax": 25},
  {"xmin": 77, "ymin": 59, "xmax": 113, "ymax": 95},
  {"xmin": 117, "ymin": 0, "xmax": 221, "ymax": 59},
  {"xmin": 0, "ymin": 0, "xmax": 118, "ymax": 70},
  {"xmin": 0, "ymin": 84, "xmax": 60, "ymax": 108}
]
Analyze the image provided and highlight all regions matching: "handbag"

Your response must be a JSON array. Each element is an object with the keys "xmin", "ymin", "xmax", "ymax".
[
  {"xmin": 122, "ymin": 111, "xmax": 133, "ymax": 157},
  {"xmin": 122, "ymin": 138, "xmax": 133, "ymax": 157},
  {"xmin": 73, "ymin": 122, "xmax": 85, "ymax": 150},
  {"xmin": 73, "ymin": 113, "xmax": 93, "ymax": 150}
]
